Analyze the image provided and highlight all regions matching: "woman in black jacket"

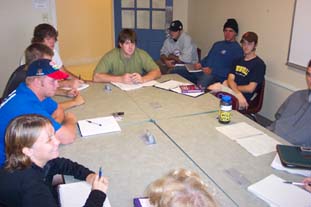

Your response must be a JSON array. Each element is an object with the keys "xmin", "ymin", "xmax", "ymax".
[{"xmin": 0, "ymin": 114, "xmax": 108, "ymax": 207}]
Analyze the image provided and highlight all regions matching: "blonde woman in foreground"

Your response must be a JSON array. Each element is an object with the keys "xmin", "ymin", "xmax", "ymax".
[{"xmin": 146, "ymin": 168, "xmax": 217, "ymax": 207}]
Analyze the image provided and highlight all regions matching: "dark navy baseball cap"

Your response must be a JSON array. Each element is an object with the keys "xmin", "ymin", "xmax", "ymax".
[{"xmin": 27, "ymin": 59, "xmax": 68, "ymax": 80}]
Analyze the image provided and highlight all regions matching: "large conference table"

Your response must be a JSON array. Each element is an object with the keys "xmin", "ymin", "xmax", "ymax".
[{"xmin": 58, "ymin": 74, "xmax": 305, "ymax": 207}]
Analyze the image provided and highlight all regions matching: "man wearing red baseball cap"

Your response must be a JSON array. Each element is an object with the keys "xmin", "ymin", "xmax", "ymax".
[{"xmin": 0, "ymin": 59, "xmax": 77, "ymax": 166}]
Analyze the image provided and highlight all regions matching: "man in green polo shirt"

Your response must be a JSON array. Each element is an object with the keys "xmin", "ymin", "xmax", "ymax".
[{"xmin": 93, "ymin": 29, "xmax": 161, "ymax": 84}]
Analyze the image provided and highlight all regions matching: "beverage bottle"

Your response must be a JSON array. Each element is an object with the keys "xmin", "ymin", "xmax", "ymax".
[{"xmin": 218, "ymin": 95, "xmax": 232, "ymax": 124}]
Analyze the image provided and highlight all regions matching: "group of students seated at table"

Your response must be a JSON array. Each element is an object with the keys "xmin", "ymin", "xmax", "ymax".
[{"xmin": 0, "ymin": 19, "xmax": 311, "ymax": 206}]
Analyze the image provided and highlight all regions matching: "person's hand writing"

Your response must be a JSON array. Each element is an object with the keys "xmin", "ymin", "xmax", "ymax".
[
  {"xmin": 130, "ymin": 73, "xmax": 143, "ymax": 84},
  {"xmin": 303, "ymin": 177, "xmax": 311, "ymax": 192},
  {"xmin": 92, "ymin": 175, "xmax": 109, "ymax": 193},
  {"xmin": 236, "ymin": 93, "xmax": 249, "ymax": 110}
]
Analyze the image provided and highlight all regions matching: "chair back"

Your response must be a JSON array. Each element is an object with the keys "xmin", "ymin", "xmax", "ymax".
[
  {"xmin": 197, "ymin": 48, "xmax": 201, "ymax": 62},
  {"xmin": 245, "ymin": 80, "xmax": 265, "ymax": 114}
]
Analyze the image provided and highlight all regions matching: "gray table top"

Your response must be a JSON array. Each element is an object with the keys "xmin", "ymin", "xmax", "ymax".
[
  {"xmin": 156, "ymin": 110, "xmax": 305, "ymax": 207},
  {"xmin": 57, "ymin": 75, "xmax": 303, "ymax": 207},
  {"xmin": 60, "ymin": 121, "xmax": 236, "ymax": 207}
]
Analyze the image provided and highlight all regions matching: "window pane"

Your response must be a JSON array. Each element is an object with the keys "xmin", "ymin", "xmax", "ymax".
[
  {"xmin": 152, "ymin": 11, "xmax": 165, "ymax": 30},
  {"xmin": 122, "ymin": 10, "xmax": 135, "ymax": 28},
  {"xmin": 137, "ymin": 10, "xmax": 150, "ymax": 29},
  {"xmin": 152, "ymin": 0, "xmax": 165, "ymax": 8},
  {"xmin": 121, "ymin": 0, "xmax": 134, "ymax": 8},
  {"xmin": 137, "ymin": 0, "xmax": 150, "ymax": 8}
]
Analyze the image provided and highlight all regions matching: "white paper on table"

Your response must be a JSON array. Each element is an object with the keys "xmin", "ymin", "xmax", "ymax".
[
  {"xmin": 111, "ymin": 80, "xmax": 158, "ymax": 91},
  {"xmin": 62, "ymin": 83, "xmax": 90, "ymax": 91},
  {"xmin": 248, "ymin": 174, "xmax": 311, "ymax": 207},
  {"xmin": 78, "ymin": 116, "xmax": 121, "ymax": 137},
  {"xmin": 271, "ymin": 154, "xmax": 311, "ymax": 177},
  {"xmin": 59, "ymin": 181, "xmax": 111, "ymax": 207},
  {"xmin": 154, "ymin": 80, "xmax": 185, "ymax": 90},
  {"xmin": 216, "ymin": 122, "xmax": 264, "ymax": 140},
  {"xmin": 235, "ymin": 134, "xmax": 280, "ymax": 156}
]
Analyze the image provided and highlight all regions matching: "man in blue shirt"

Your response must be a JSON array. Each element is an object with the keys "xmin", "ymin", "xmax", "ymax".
[
  {"xmin": 0, "ymin": 59, "xmax": 77, "ymax": 166},
  {"xmin": 171, "ymin": 19, "xmax": 243, "ymax": 87}
]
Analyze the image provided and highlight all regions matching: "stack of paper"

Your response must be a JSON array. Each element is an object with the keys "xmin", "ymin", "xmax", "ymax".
[
  {"xmin": 248, "ymin": 174, "xmax": 311, "ymax": 206},
  {"xmin": 154, "ymin": 80, "xmax": 204, "ymax": 97},
  {"xmin": 271, "ymin": 154, "xmax": 311, "ymax": 177},
  {"xmin": 111, "ymin": 80, "xmax": 158, "ymax": 91},
  {"xmin": 78, "ymin": 116, "xmax": 121, "ymax": 137},
  {"xmin": 59, "ymin": 181, "xmax": 111, "ymax": 207},
  {"xmin": 216, "ymin": 122, "xmax": 280, "ymax": 156}
]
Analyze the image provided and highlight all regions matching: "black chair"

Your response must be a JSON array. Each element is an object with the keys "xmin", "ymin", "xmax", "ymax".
[{"xmin": 1, "ymin": 65, "xmax": 27, "ymax": 101}]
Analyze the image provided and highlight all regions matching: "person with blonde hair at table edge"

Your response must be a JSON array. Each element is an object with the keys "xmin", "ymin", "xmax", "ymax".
[
  {"xmin": 0, "ymin": 114, "xmax": 108, "ymax": 206},
  {"xmin": 146, "ymin": 168, "xmax": 217, "ymax": 207}
]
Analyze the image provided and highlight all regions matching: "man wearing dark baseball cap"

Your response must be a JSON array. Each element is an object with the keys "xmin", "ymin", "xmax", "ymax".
[
  {"xmin": 0, "ymin": 59, "xmax": 77, "ymax": 165},
  {"xmin": 158, "ymin": 20, "xmax": 198, "ymax": 74}
]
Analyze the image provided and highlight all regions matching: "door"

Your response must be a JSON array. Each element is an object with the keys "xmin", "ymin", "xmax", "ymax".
[{"xmin": 114, "ymin": 0, "xmax": 173, "ymax": 60}]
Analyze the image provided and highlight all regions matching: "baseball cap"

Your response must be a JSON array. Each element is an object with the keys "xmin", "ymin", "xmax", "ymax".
[
  {"xmin": 240, "ymin": 32, "xmax": 258, "ymax": 44},
  {"xmin": 169, "ymin": 20, "xmax": 183, "ymax": 32},
  {"xmin": 27, "ymin": 59, "xmax": 69, "ymax": 80}
]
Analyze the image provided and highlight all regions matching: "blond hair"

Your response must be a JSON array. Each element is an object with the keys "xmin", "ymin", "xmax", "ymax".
[
  {"xmin": 146, "ymin": 169, "xmax": 217, "ymax": 207},
  {"xmin": 5, "ymin": 114, "xmax": 51, "ymax": 171}
]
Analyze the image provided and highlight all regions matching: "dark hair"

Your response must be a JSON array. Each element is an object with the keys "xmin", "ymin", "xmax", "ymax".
[
  {"xmin": 31, "ymin": 23, "xmax": 58, "ymax": 43},
  {"xmin": 25, "ymin": 43, "xmax": 54, "ymax": 65},
  {"xmin": 5, "ymin": 114, "xmax": 52, "ymax": 171},
  {"xmin": 117, "ymin": 29, "xmax": 136, "ymax": 47},
  {"xmin": 308, "ymin": 59, "xmax": 311, "ymax": 68}
]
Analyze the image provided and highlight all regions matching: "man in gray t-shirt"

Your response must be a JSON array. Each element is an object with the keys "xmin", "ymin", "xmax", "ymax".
[
  {"xmin": 269, "ymin": 60, "xmax": 311, "ymax": 146},
  {"xmin": 158, "ymin": 20, "xmax": 198, "ymax": 74}
]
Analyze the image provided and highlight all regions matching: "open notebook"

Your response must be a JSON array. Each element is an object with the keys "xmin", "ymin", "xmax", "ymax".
[
  {"xmin": 78, "ymin": 116, "xmax": 121, "ymax": 137},
  {"xmin": 58, "ymin": 181, "xmax": 111, "ymax": 207}
]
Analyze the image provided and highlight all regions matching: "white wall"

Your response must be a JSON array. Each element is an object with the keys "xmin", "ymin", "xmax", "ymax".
[
  {"xmin": 0, "ymin": 0, "xmax": 56, "ymax": 96},
  {"xmin": 172, "ymin": 0, "xmax": 189, "ymax": 32},
  {"xmin": 187, "ymin": 0, "xmax": 306, "ymax": 120}
]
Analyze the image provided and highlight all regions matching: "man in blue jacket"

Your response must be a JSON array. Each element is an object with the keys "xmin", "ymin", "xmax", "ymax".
[{"xmin": 172, "ymin": 19, "xmax": 243, "ymax": 88}]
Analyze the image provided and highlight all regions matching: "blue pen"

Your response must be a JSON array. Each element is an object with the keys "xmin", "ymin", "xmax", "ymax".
[{"xmin": 99, "ymin": 167, "xmax": 102, "ymax": 179}]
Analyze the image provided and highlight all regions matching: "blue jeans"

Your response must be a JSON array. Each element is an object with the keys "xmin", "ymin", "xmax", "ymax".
[{"xmin": 170, "ymin": 67, "xmax": 220, "ymax": 88}]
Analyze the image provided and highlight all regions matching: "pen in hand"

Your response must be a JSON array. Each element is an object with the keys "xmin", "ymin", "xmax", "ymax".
[
  {"xmin": 283, "ymin": 181, "xmax": 311, "ymax": 186},
  {"xmin": 87, "ymin": 120, "xmax": 102, "ymax": 126},
  {"xmin": 99, "ymin": 167, "xmax": 102, "ymax": 179}
]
